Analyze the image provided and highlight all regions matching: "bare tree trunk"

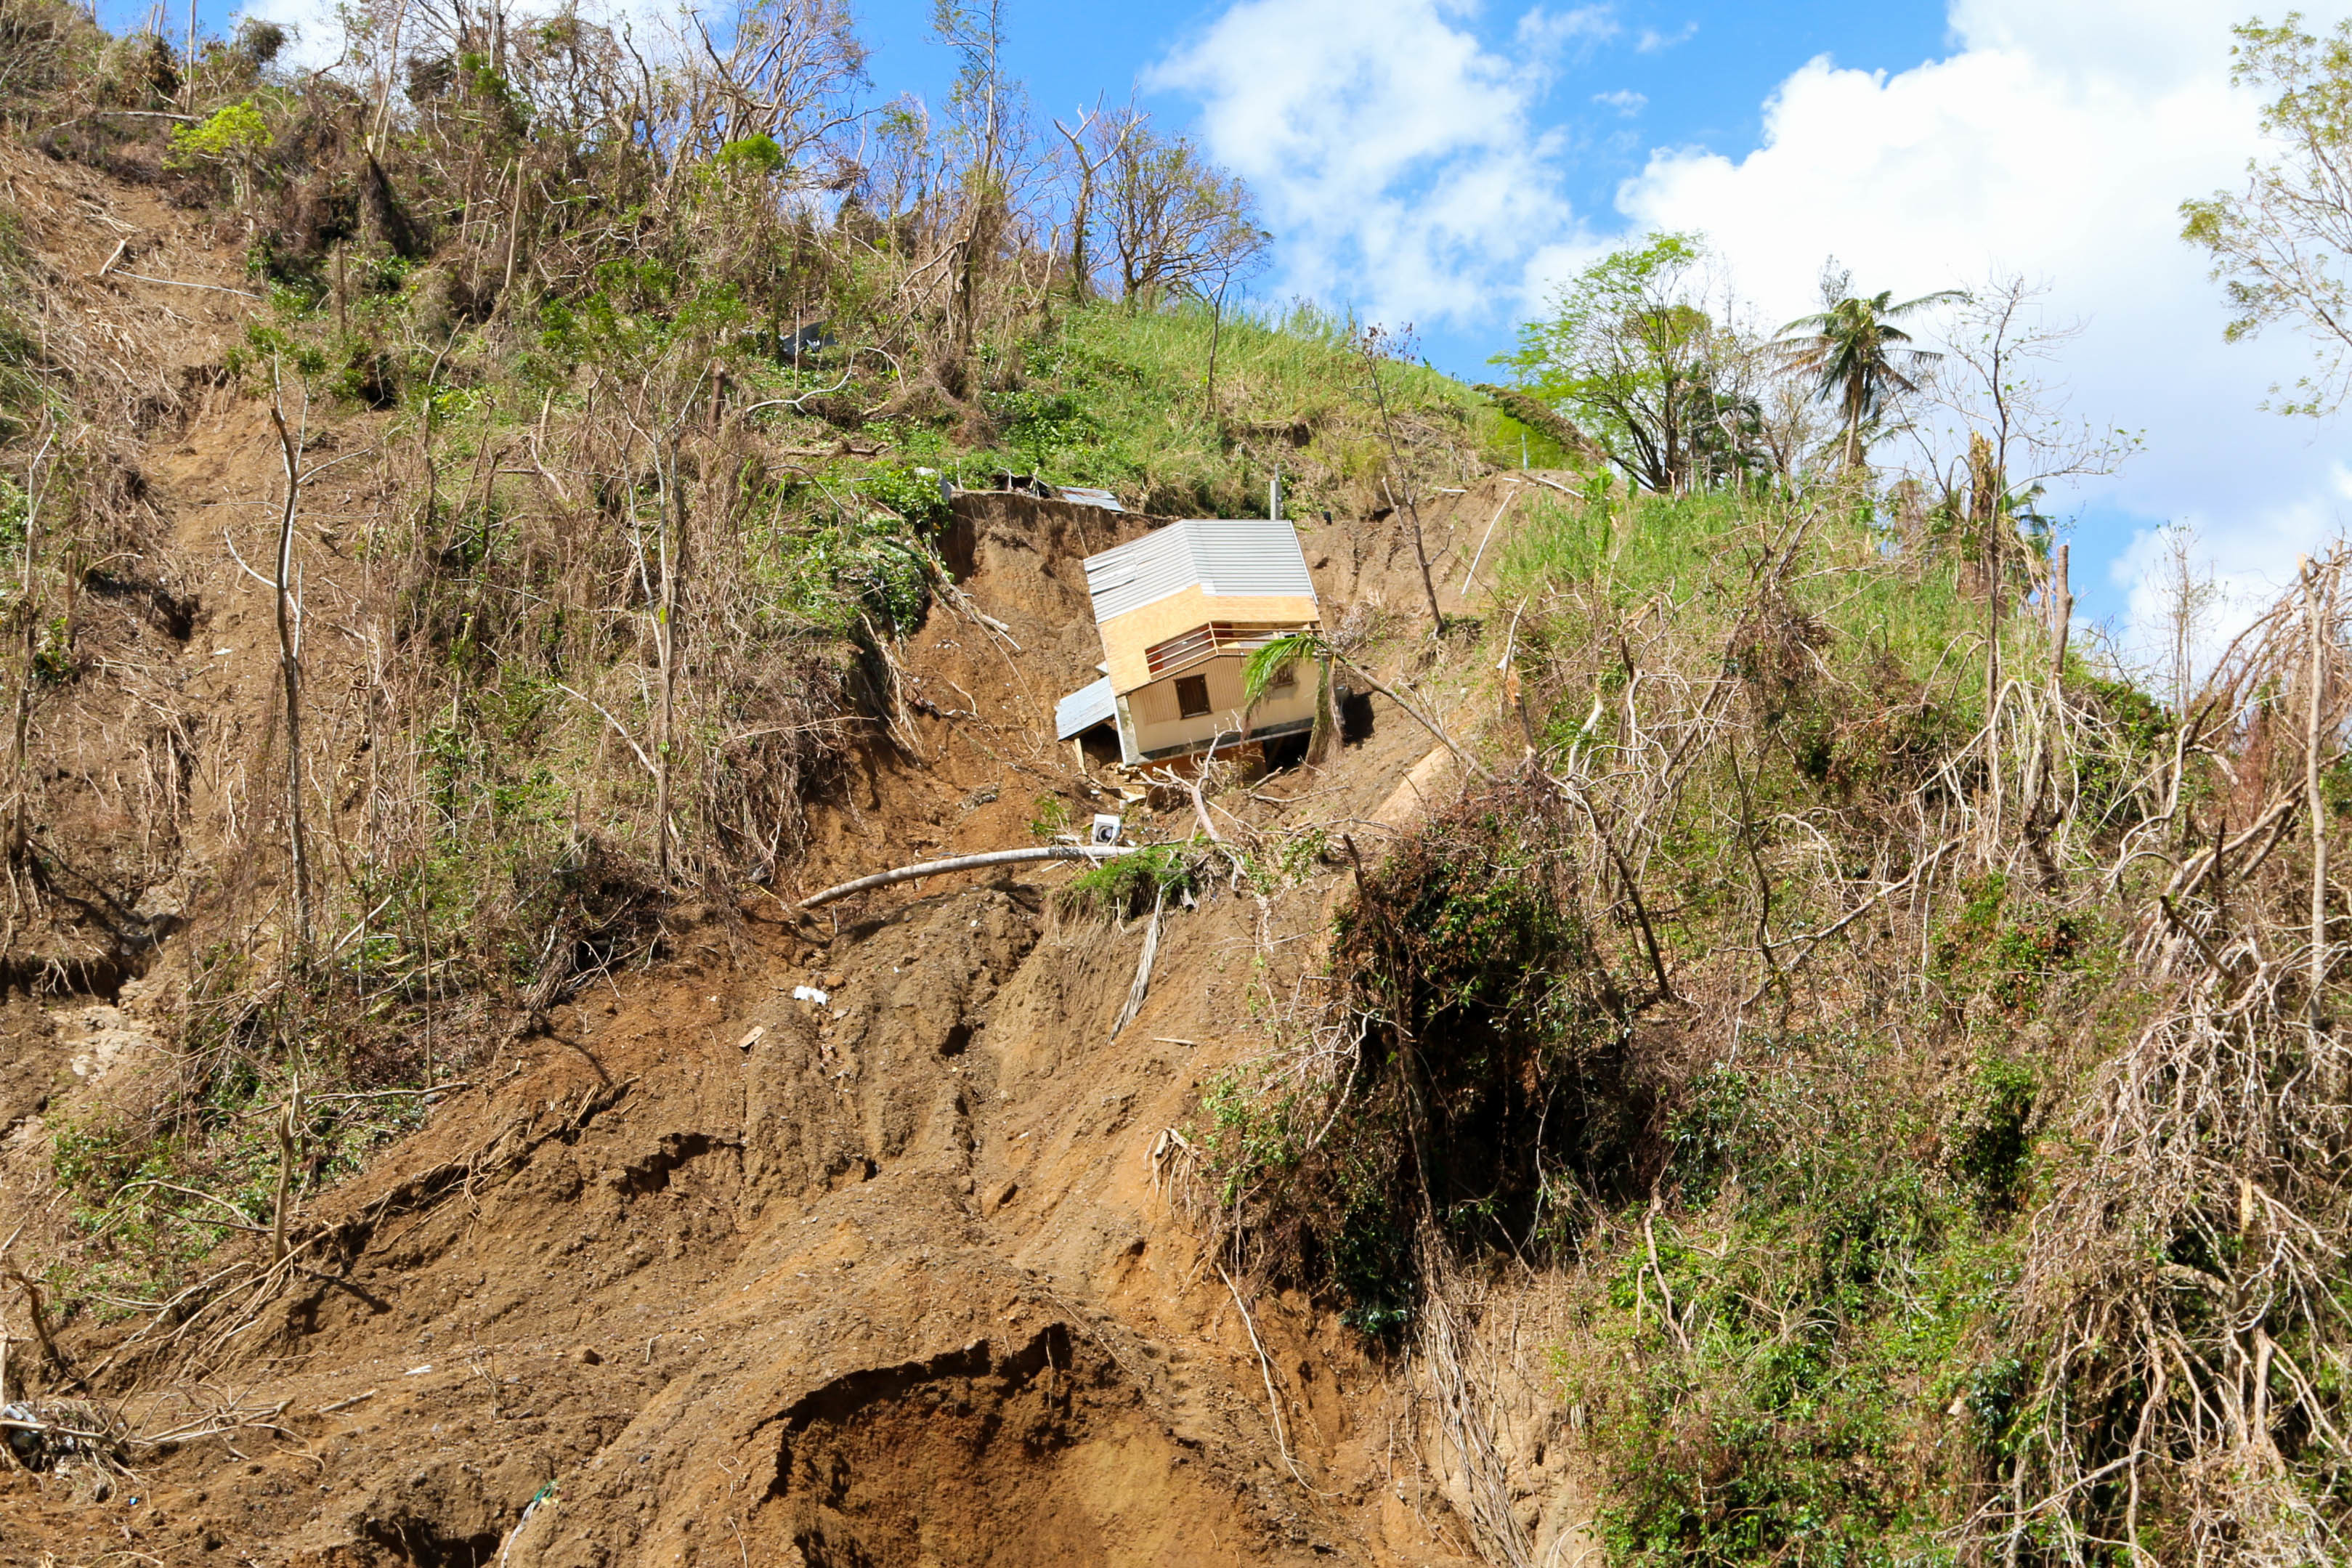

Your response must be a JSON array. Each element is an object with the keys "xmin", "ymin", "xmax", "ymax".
[
  {"xmin": 1054, "ymin": 110, "xmax": 1103, "ymax": 303},
  {"xmin": 652, "ymin": 438, "xmax": 684, "ymax": 883},
  {"xmin": 269, "ymin": 401, "xmax": 313, "ymax": 948},
  {"xmin": 2306, "ymin": 558, "xmax": 2331, "ymax": 1034},
  {"xmin": 1974, "ymin": 433, "xmax": 2002, "ymax": 710},
  {"xmin": 2051, "ymin": 542, "xmax": 2071, "ymax": 674},
  {"xmin": 272, "ymin": 1076, "xmax": 301, "ymax": 1263},
  {"xmin": 1358, "ymin": 333, "xmax": 1445, "ymax": 635},
  {"xmin": 1393, "ymin": 478, "xmax": 1445, "ymax": 638},
  {"xmin": 2024, "ymin": 543, "xmax": 2072, "ymax": 889},
  {"xmin": 7, "ymin": 431, "xmax": 54, "ymax": 867},
  {"xmin": 1204, "ymin": 280, "xmax": 1227, "ymax": 417},
  {"xmin": 370, "ymin": 0, "xmax": 410, "ymax": 156},
  {"xmin": 499, "ymin": 155, "xmax": 526, "ymax": 306},
  {"xmin": 792, "ymin": 844, "xmax": 1133, "ymax": 911},
  {"xmin": 1971, "ymin": 432, "xmax": 2003, "ymax": 858},
  {"xmin": 946, "ymin": 5, "xmax": 1009, "ymax": 357}
]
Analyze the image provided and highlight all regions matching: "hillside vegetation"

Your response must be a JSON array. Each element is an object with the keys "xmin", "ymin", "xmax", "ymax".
[
  {"xmin": 0, "ymin": 3, "xmax": 2346, "ymax": 1567},
  {"xmin": 0, "ymin": 0, "xmax": 1512, "ymax": 1289}
]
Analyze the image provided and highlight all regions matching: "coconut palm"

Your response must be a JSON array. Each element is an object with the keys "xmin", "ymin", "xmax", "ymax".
[{"xmin": 1777, "ymin": 288, "xmax": 1963, "ymax": 468}]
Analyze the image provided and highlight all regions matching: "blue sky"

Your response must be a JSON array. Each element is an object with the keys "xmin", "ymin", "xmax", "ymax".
[
  {"xmin": 853, "ymin": 0, "xmax": 1955, "ymax": 264},
  {"xmin": 845, "ymin": 1, "xmax": 1969, "ymax": 378},
  {"xmin": 861, "ymin": 0, "xmax": 2352, "ymax": 650},
  {"xmin": 145, "ymin": 0, "xmax": 2352, "ymax": 655}
]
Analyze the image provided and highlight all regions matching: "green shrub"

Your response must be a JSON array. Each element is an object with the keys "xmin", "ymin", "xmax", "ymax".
[
  {"xmin": 166, "ymin": 97, "xmax": 269, "ymax": 166},
  {"xmin": 1199, "ymin": 780, "xmax": 1642, "ymax": 1336},
  {"xmin": 1027, "ymin": 793, "xmax": 1071, "ymax": 841},
  {"xmin": 1946, "ymin": 1051, "xmax": 2037, "ymax": 1215},
  {"xmin": 1061, "ymin": 842, "xmax": 1199, "ymax": 919},
  {"xmin": 1573, "ymin": 1027, "xmax": 2021, "ymax": 1567},
  {"xmin": 714, "ymin": 134, "xmax": 785, "ymax": 175}
]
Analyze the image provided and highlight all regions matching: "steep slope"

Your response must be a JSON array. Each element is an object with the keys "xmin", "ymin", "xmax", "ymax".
[{"xmin": 0, "ymin": 139, "xmax": 1591, "ymax": 1567}]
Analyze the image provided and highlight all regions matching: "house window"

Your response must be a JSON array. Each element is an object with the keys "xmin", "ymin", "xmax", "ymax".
[
  {"xmin": 1176, "ymin": 675, "xmax": 1212, "ymax": 718},
  {"xmin": 1268, "ymin": 663, "xmax": 1297, "ymax": 690}
]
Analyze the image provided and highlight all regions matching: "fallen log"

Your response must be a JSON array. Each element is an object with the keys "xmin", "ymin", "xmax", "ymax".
[{"xmin": 791, "ymin": 844, "xmax": 1135, "ymax": 911}]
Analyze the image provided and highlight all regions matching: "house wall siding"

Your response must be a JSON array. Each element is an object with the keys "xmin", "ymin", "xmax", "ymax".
[
  {"xmin": 1097, "ymin": 587, "xmax": 1320, "ymax": 694},
  {"xmin": 1125, "ymin": 654, "xmax": 1318, "ymax": 758}
]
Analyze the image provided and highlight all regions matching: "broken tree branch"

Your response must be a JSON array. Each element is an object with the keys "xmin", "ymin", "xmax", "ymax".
[
  {"xmin": 1111, "ymin": 887, "xmax": 1164, "ymax": 1039},
  {"xmin": 267, "ymin": 393, "xmax": 312, "ymax": 947},
  {"xmin": 792, "ymin": 845, "xmax": 1135, "ymax": 911}
]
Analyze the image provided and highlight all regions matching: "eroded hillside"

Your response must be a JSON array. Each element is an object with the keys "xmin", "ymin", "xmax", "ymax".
[
  {"xmin": 0, "ymin": 131, "xmax": 1606, "ymax": 1567},
  {"xmin": 13, "ymin": 2, "xmax": 2352, "ymax": 1556}
]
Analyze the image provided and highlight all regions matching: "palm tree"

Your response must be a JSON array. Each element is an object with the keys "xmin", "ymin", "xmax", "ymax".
[
  {"xmin": 1777, "ymin": 288, "xmax": 1963, "ymax": 468},
  {"xmin": 1244, "ymin": 632, "xmax": 1493, "ymax": 782}
]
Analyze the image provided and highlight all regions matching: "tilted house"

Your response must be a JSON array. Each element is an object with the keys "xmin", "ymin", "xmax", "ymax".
[{"xmin": 1055, "ymin": 519, "xmax": 1323, "ymax": 766}]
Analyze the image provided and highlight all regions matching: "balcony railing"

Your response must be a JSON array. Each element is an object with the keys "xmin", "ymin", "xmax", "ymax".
[{"xmin": 1143, "ymin": 621, "xmax": 1311, "ymax": 680}]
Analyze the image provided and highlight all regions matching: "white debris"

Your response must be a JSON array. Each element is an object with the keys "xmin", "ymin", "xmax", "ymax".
[
  {"xmin": 736, "ymin": 1025, "xmax": 766, "ymax": 1052},
  {"xmin": 58, "ymin": 1004, "xmax": 156, "ymax": 1084},
  {"xmin": 791, "ymin": 986, "xmax": 830, "ymax": 1006},
  {"xmin": 405, "ymin": 1364, "xmax": 433, "ymax": 1376}
]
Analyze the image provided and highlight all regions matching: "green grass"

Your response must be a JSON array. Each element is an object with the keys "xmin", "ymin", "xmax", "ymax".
[
  {"xmin": 1493, "ymin": 487, "xmax": 1999, "ymax": 701},
  {"xmin": 968, "ymin": 299, "xmax": 1523, "ymax": 516}
]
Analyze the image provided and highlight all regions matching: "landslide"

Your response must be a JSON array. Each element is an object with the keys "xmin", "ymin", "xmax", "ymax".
[{"xmin": 0, "ymin": 129, "xmax": 1587, "ymax": 1567}]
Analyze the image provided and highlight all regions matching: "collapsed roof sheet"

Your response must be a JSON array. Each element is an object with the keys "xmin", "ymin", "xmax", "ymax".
[{"xmin": 1055, "ymin": 675, "xmax": 1116, "ymax": 739}]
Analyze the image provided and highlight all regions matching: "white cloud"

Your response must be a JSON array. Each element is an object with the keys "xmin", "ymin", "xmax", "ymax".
[
  {"xmin": 228, "ymin": 0, "xmax": 343, "ymax": 70},
  {"xmin": 1153, "ymin": 0, "xmax": 1581, "ymax": 328},
  {"xmin": 1634, "ymin": 21, "xmax": 1696, "ymax": 52},
  {"xmin": 1607, "ymin": 0, "xmax": 2352, "ymax": 647},
  {"xmin": 1592, "ymin": 88, "xmax": 1645, "ymax": 115},
  {"xmin": 1157, "ymin": 0, "xmax": 2352, "ymax": 649},
  {"xmin": 1518, "ymin": 4, "xmax": 1618, "ymax": 58}
]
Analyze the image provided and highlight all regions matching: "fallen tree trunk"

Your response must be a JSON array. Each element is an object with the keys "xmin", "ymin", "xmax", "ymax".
[{"xmin": 791, "ymin": 844, "xmax": 1135, "ymax": 911}]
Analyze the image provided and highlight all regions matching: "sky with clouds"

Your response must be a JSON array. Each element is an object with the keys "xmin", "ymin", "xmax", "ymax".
[
  {"xmin": 144, "ymin": 0, "xmax": 2352, "ymax": 656},
  {"xmin": 1143, "ymin": 0, "xmax": 2352, "ymax": 654}
]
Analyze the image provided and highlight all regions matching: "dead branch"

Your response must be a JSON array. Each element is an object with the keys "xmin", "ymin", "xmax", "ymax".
[
  {"xmin": 791, "ymin": 844, "xmax": 1135, "ymax": 911},
  {"xmin": 267, "ymin": 393, "xmax": 312, "ymax": 946}
]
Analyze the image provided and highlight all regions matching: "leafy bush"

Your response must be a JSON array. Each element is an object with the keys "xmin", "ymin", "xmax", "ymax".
[
  {"xmin": 1062, "ymin": 842, "xmax": 1199, "ymax": 919},
  {"xmin": 166, "ymin": 97, "xmax": 269, "ymax": 166},
  {"xmin": 714, "ymin": 133, "xmax": 785, "ymax": 176},
  {"xmin": 1571, "ymin": 1027, "xmax": 2022, "ymax": 1567},
  {"xmin": 1199, "ymin": 780, "xmax": 1644, "ymax": 1335}
]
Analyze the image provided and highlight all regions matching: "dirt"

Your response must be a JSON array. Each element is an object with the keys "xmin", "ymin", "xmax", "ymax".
[{"xmin": 0, "ymin": 139, "xmax": 1594, "ymax": 1568}]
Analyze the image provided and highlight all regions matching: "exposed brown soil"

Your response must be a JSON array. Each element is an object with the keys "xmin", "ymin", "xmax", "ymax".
[{"xmin": 0, "ymin": 138, "xmax": 1591, "ymax": 1568}]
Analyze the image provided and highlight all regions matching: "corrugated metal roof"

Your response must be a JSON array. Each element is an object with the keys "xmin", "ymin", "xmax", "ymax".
[
  {"xmin": 1055, "ymin": 676, "xmax": 1116, "ymax": 739},
  {"xmin": 1082, "ymin": 520, "xmax": 1317, "ymax": 623}
]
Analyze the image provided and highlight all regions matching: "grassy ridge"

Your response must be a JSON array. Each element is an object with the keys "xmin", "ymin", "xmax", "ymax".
[{"xmin": 995, "ymin": 301, "xmax": 1523, "ymax": 516}]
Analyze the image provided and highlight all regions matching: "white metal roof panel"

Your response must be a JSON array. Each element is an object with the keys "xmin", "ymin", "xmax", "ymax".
[
  {"xmin": 1056, "ymin": 486, "xmax": 1125, "ymax": 513},
  {"xmin": 1082, "ymin": 519, "xmax": 1316, "ymax": 623},
  {"xmin": 1055, "ymin": 676, "xmax": 1116, "ymax": 739}
]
